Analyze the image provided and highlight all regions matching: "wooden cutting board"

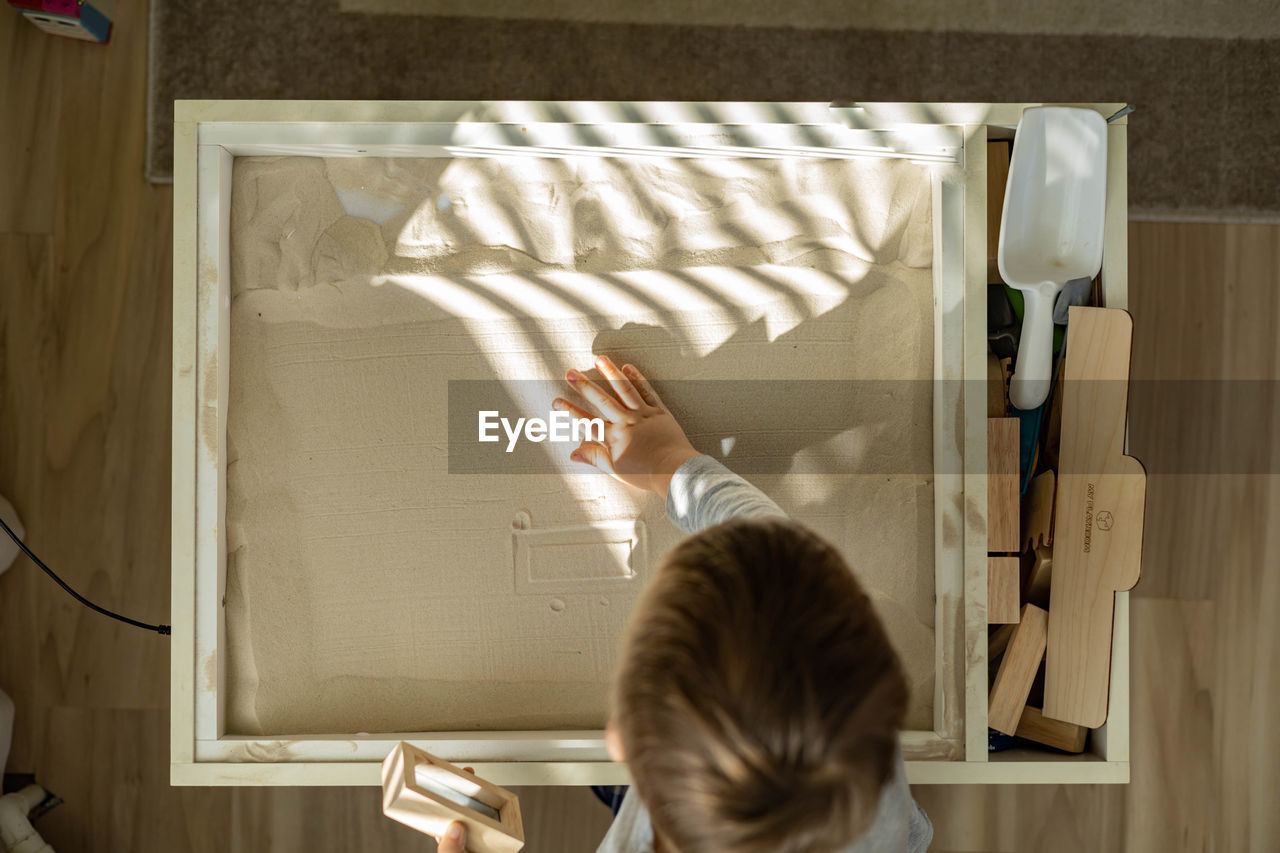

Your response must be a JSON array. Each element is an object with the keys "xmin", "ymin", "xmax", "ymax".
[{"xmin": 1043, "ymin": 307, "xmax": 1147, "ymax": 728}]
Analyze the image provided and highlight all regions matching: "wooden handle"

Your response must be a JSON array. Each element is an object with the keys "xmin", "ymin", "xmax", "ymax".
[
  {"xmin": 1043, "ymin": 307, "xmax": 1147, "ymax": 728},
  {"xmin": 381, "ymin": 742, "xmax": 525, "ymax": 853}
]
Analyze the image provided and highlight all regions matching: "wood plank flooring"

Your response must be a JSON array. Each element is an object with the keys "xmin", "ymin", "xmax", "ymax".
[{"xmin": 0, "ymin": 2, "xmax": 1276, "ymax": 850}]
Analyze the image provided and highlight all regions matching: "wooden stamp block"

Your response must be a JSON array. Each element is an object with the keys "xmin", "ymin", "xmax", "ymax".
[
  {"xmin": 382, "ymin": 742, "xmax": 525, "ymax": 853},
  {"xmin": 988, "ymin": 603, "xmax": 1048, "ymax": 735},
  {"xmin": 988, "ymin": 556, "xmax": 1021, "ymax": 623},
  {"xmin": 987, "ymin": 417, "xmax": 1021, "ymax": 552},
  {"xmin": 1016, "ymin": 706, "xmax": 1088, "ymax": 753}
]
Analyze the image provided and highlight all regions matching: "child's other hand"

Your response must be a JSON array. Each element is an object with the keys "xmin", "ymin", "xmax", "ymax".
[{"xmin": 555, "ymin": 356, "xmax": 699, "ymax": 498}]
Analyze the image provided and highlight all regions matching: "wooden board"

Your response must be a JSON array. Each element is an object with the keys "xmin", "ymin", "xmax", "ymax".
[
  {"xmin": 987, "ymin": 556, "xmax": 1021, "ymax": 623},
  {"xmin": 1044, "ymin": 307, "xmax": 1147, "ymax": 728},
  {"xmin": 986, "ymin": 140, "xmax": 1011, "ymax": 278},
  {"xmin": 988, "ymin": 603, "xmax": 1048, "ymax": 735},
  {"xmin": 987, "ymin": 418, "xmax": 1021, "ymax": 552},
  {"xmin": 1015, "ymin": 706, "xmax": 1088, "ymax": 753}
]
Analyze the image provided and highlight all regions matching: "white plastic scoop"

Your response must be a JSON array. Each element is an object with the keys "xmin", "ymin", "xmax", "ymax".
[{"xmin": 998, "ymin": 106, "xmax": 1108, "ymax": 410}]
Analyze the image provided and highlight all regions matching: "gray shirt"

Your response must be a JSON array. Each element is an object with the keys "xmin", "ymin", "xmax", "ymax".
[{"xmin": 597, "ymin": 455, "xmax": 933, "ymax": 853}]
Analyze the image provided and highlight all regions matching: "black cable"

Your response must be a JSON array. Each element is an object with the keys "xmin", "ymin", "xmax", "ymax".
[
  {"xmin": 1106, "ymin": 105, "xmax": 1136, "ymax": 123},
  {"xmin": 0, "ymin": 515, "xmax": 170, "ymax": 636}
]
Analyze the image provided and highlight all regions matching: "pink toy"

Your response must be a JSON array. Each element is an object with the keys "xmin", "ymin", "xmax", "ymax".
[{"xmin": 7, "ymin": 0, "xmax": 113, "ymax": 42}]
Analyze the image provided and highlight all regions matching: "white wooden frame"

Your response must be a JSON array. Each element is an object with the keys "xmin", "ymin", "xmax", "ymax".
[{"xmin": 171, "ymin": 101, "xmax": 1131, "ymax": 786}]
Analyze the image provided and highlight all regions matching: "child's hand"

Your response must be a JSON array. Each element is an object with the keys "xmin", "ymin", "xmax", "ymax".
[
  {"xmin": 436, "ymin": 821, "xmax": 467, "ymax": 853},
  {"xmin": 555, "ymin": 356, "xmax": 699, "ymax": 498}
]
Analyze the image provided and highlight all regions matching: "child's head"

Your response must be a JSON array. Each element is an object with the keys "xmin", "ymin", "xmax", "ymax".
[{"xmin": 607, "ymin": 517, "xmax": 909, "ymax": 853}]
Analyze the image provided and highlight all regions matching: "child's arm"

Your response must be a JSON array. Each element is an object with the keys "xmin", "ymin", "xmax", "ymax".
[
  {"xmin": 557, "ymin": 356, "xmax": 784, "ymax": 534},
  {"xmin": 662, "ymin": 453, "xmax": 786, "ymax": 534}
]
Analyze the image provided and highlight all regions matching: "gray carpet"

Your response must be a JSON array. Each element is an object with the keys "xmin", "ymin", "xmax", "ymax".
[
  {"xmin": 336, "ymin": 0, "xmax": 1280, "ymax": 39},
  {"xmin": 147, "ymin": 2, "xmax": 1280, "ymax": 220}
]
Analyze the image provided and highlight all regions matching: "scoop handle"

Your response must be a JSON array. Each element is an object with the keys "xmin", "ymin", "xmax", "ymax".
[{"xmin": 1009, "ymin": 287, "xmax": 1054, "ymax": 410}]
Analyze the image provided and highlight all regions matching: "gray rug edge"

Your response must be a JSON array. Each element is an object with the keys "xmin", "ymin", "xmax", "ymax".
[{"xmin": 144, "ymin": 3, "xmax": 1279, "ymax": 222}]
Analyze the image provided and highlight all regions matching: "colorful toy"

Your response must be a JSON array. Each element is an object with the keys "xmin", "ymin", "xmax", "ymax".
[{"xmin": 7, "ymin": 0, "xmax": 112, "ymax": 43}]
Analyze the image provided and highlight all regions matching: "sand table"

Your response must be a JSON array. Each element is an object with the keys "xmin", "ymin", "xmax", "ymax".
[{"xmin": 226, "ymin": 154, "xmax": 937, "ymax": 735}]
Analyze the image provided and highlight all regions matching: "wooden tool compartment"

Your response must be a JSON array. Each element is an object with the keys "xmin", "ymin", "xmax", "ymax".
[
  {"xmin": 977, "ymin": 115, "xmax": 1138, "ymax": 783},
  {"xmin": 837, "ymin": 107, "xmax": 1137, "ymax": 783},
  {"xmin": 170, "ymin": 102, "xmax": 1134, "ymax": 787}
]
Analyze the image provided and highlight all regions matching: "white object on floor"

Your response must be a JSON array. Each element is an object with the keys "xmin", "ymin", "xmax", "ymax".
[
  {"xmin": 0, "ymin": 496, "xmax": 24, "ymax": 579},
  {"xmin": 0, "ymin": 785, "xmax": 55, "ymax": 853},
  {"xmin": 0, "ymin": 687, "xmax": 11, "ymax": 775},
  {"xmin": 999, "ymin": 106, "xmax": 1108, "ymax": 410},
  {"xmin": 0, "ymin": 501, "xmax": 45, "ymax": 852}
]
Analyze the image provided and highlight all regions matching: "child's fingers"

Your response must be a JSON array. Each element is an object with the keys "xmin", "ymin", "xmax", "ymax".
[
  {"xmin": 570, "ymin": 441, "xmax": 615, "ymax": 475},
  {"xmin": 595, "ymin": 355, "xmax": 645, "ymax": 410},
  {"xmin": 621, "ymin": 363, "xmax": 665, "ymax": 411},
  {"xmin": 437, "ymin": 821, "xmax": 467, "ymax": 853},
  {"xmin": 552, "ymin": 397, "xmax": 596, "ymax": 423},
  {"xmin": 566, "ymin": 369, "xmax": 626, "ymax": 422}
]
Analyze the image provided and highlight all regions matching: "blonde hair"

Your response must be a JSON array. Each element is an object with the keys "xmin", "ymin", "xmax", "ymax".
[{"xmin": 612, "ymin": 517, "xmax": 908, "ymax": 853}]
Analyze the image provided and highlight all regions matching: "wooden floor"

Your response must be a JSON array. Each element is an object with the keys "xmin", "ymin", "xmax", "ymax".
[{"xmin": 0, "ymin": 2, "xmax": 1276, "ymax": 850}]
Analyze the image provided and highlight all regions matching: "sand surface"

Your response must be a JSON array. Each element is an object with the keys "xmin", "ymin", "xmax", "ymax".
[{"xmin": 226, "ymin": 153, "xmax": 937, "ymax": 735}]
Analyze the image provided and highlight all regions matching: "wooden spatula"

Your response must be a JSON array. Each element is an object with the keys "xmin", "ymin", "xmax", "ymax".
[{"xmin": 1043, "ymin": 307, "xmax": 1147, "ymax": 728}]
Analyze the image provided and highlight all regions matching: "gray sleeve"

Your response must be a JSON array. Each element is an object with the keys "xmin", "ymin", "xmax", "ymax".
[
  {"xmin": 664, "ymin": 455, "xmax": 787, "ymax": 534},
  {"xmin": 844, "ymin": 751, "xmax": 933, "ymax": 853}
]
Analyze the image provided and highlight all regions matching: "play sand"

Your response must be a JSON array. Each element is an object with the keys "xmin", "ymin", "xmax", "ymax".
[{"xmin": 226, "ymin": 153, "xmax": 937, "ymax": 735}]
